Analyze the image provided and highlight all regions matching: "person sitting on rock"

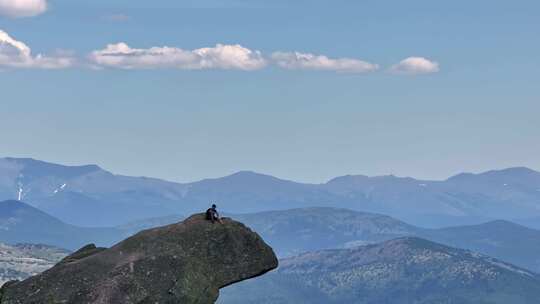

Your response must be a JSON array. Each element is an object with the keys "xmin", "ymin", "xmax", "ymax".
[{"xmin": 206, "ymin": 204, "xmax": 222, "ymax": 224}]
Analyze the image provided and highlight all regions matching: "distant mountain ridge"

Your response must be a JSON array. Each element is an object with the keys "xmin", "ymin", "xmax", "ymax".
[
  {"xmin": 0, "ymin": 158, "xmax": 189, "ymax": 226},
  {"xmin": 233, "ymin": 208, "xmax": 540, "ymax": 273},
  {"xmin": 0, "ymin": 157, "xmax": 539, "ymax": 227},
  {"xmin": 230, "ymin": 208, "xmax": 420, "ymax": 257},
  {"xmin": 219, "ymin": 237, "xmax": 540, "ymax": 304},
  {"xmin": 0, "ymin": 200, "xmax": 124, "ymax": 250},
  {"xmin": 516, "ymin": 217, "xmax": 540, "ymax": 230}
]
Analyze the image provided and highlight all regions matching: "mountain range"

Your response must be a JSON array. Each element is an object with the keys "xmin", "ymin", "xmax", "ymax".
[
  {"xmin": 1, "ymin": 156, "xmax": 539, "ymax": 303},
  {"xmin": 1, "ymin": 157, "xmax": 540, "ymax": 227},
  {"xmin": 2, "ymin": 200, "xmax": 540, "ymax": 273},
  {"xmin": 219, "ymin": 238, "xmax": 540, "ymax": 304},
  {"xmin": 0, "ymin": 200, "xmax": 124, "ymax": 250},
  {"xmin": 515, "ymin": 217, "xmax": 540, "ymax": 230},
  {"xmin": 233, "ymin": 208, "xmax": 540, "ymax": 273}
]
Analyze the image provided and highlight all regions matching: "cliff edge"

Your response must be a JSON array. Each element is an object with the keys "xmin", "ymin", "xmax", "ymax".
[{"xmin": 0, "ymin": 214, "xmax": 278, "ymax": 304}]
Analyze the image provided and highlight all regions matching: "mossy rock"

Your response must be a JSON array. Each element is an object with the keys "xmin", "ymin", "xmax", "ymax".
[{"xmin": 0, "ymin": 214, "xmax": 278, "ymax": 304}]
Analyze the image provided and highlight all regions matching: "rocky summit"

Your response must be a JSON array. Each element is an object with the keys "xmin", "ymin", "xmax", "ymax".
[{"xmin": 0, "ymin": 214, "xmax": 278, "ymax": 304}]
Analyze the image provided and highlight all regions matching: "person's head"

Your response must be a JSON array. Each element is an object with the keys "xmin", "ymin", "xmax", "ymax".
[{"xmin": 212, "ymin": 204, "xmax": 217, "ymax": 209}]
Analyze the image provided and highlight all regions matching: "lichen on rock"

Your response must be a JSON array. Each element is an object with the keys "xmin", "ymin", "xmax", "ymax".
[{"xmin": 0, "ymin": 214, "xmax": 278, "ymax": 304}]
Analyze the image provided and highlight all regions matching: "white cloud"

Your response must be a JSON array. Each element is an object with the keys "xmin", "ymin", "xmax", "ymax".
[
  {"xmin": 0, "ymin": 0, "xmax": 47, "ymax": 18},
  {"xmin": 89, "ymin": 43, "xmax": 268, "ymax": 71},
  {"xmin": 390, "ymin": 57, "xmax": 439, "ymax": 75},
  {"xmin": 271, "ymin": 51, "xmax": 379, "ymax": 73},
  {"xmin": 0, "ymin": 31, "xmax": 442, "ymax": 75},
  {"xmin": 0, "ymin": 30, "xmax": 74, "ymax": 69}
]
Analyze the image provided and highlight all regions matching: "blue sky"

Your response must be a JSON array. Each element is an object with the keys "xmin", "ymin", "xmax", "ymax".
[{"xmin": 0, "ymin": 0, "xmax": 539, "ymax": 183}]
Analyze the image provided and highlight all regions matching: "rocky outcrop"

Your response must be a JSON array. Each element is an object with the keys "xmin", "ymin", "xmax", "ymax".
[{"xmin": 0, "ymin": 214, "xmax": 278, "ymax": 304}]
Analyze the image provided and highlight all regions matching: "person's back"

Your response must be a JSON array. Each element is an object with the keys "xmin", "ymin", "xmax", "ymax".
[
  {"xmin": 206, "ymin": 204, "xmax": 222, "ymax": 223},
  {"xmin": 205, "ymin": 208, "xmax": 214, "ymax": 221}
]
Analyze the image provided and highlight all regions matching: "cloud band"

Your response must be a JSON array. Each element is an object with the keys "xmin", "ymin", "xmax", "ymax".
[{"xmin": 0, "ymin": 29, "xmax": 440, "ymax": 75}]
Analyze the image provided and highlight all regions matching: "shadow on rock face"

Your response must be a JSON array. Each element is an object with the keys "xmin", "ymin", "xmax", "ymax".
[{"xmin": 0, "ymin": 214, "xmax": 278, "ymax": 304}]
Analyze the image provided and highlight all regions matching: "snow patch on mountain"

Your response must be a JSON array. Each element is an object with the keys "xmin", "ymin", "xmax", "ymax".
[{"xmin": 53, "ymin": 183, "xmax": 67, "ymax": 194}]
